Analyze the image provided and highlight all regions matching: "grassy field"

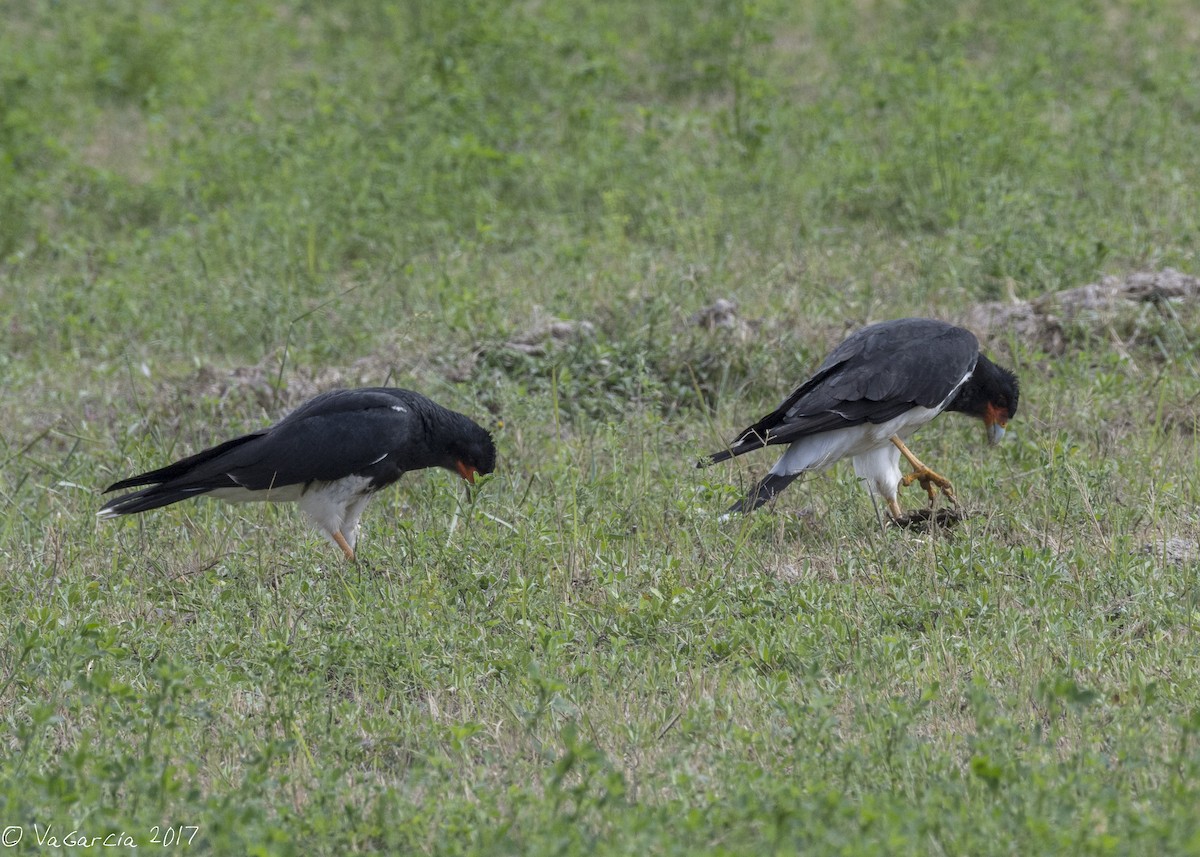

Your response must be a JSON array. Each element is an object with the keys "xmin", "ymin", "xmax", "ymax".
[{"xmin": 3, "ymin": 0, "xmax": 1200, "ymax": 853}]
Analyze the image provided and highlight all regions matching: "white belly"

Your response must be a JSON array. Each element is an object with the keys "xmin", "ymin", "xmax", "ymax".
[
  {"xmin": 296, "ymin": 475, "xmax": 378, "ymax": 548},
  {"xmin": 768, "ymin": 404, "xmax": 944, "ymax": 477}
]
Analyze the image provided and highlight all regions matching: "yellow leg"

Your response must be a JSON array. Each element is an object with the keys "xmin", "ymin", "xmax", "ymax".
[
  {"xmin": 890, "ymin": 436, "xmax": 958, "ymax": 507},
  {"xmin": 886, "ymin": 496, "xmax": 904, "ymax": 520},
  {"xmin": 332, "ymin": 531, "xmax": 356, "ymax": 562}
]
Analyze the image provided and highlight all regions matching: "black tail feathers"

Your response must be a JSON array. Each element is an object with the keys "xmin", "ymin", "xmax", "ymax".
[
  {"xmin": 724, "ymin": 472, "xmax": 801, "ymax": 516},
  {"xmin": 97, "ymin": 485, "xmax": 211, "ymax": 518},
  {"xmin": 697, "ymin": 449, "xmax": 734, "ymax": 468},
  {"xmin": 697, "ymin": 436, "xmax": 767, "ymax": 469}
]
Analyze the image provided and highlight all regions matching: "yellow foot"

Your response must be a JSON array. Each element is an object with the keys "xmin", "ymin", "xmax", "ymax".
[
  {"xmin": 332, "ymin": 531, "xmax": 356, "ymax": 562},
  {"xmin": 890, "ymin": 436, "xmax": 958, "ymax": 508}
]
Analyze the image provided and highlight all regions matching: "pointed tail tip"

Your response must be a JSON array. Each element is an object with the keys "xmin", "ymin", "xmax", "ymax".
[
  {"xmin": 723, "ymin": 499, "xmax": 750, "ymax": 517},
  {"xmin": 718, "ymin": 501, "xmax": 748, "ymax": 522},
  {"xmin": 698, "ymin": 449, "xmax": 734, "ymax": 468}
]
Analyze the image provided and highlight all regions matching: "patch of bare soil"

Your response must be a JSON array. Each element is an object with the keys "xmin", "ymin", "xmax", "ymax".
[
  {"xmin": 114, "ymin": 269, "xmax": 1196, "ymax": 432},
  {"xmin": 964, "ymin": 268, "xmax": 1200, "ymax": 355},
  {"xmin": 186, "ymin": 341, "xmax": 422, "ymax": 416},
  {"xmin": 1139, "ymin": 536, "xmax": 1198, "ymax": 567},
  {"xmin": 890, "ymin": 507, "xmax": 968, "ymax": 531},
  {"xmin": 502, "ymin": 307, "xmax": 596, "ymax": 356}
]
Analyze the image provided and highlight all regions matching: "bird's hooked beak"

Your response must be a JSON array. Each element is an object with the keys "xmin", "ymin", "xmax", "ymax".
[
  {"xmin": 455, "ymin": 460, "xmax": 479, "ymax": 483},
  {"xmin": 983, "ymin": 403, "xmax": 1008, "ymax": 445}
]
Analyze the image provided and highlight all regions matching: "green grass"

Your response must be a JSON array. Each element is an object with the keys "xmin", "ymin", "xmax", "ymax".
[{"xmin": 3, "ymin": 0, "xmax": 1200, "ymax": 853}]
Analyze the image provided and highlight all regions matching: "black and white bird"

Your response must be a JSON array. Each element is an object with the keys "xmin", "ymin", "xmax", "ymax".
[
  {"xmin": 99, "ymin": 387, "xmax": 497, "ymax": 560},
  {"xmin": 699, "ymin": 318, "xmax": 1019, "ymax": 521}
]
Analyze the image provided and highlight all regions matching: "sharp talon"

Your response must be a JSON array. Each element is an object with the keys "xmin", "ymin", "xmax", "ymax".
[
  {"xmin": 891, "ymin": 436, "xmax": 958, "ymax": 509},
  {"xmin": 902, "ymin": 470, "xmax": 955, "ymax": 506}
]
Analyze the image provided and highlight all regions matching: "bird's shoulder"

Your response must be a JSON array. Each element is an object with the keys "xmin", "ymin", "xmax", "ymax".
[
  {"xmin": 275, "ymin": 388, "xmax": 431, "ymax": 427},
  {"xmin": 817, "ymin": 318, "xmax": 976, "ymax": 372},
  {"xmin": 801, "ymin": 319, "xmax": 978, "ymax": 408},
  {"xmin": 215, "ymin": 390, "xmax": 435, "ymax": 488}
]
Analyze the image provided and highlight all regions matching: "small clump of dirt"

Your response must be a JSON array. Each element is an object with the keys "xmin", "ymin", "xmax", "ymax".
[
  {"xmin": 964, "ymin": 300, "xmax": 1065, "ymax": 355},
  {"xmin": 890, "ymin": 507, "xmax": 968, "ymax": 531},
  {"xmin": 187, "ymin": 342, "xmax": 429, "ymax": 414},
  {"xmin": 1161, "ymin": 396, "xmax": 1200, "ymax": 436},
  {"xmin": 504, "ymin": 308, "xmax": 596, "ymax": 356},
  {"xmin": 1139, "ymin": 537, "xmax": 1198, "ymax": 567},
  {"xmin": 689, "ymin": 297, "xmax": 758, "ymax": 341},
  {"xmin": 1044, "ymin": 269, "xmax": 1200, "ymax": 319}
]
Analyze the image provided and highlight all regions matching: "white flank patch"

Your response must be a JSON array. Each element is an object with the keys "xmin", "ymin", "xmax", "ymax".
[
  {"xmin": 297, "ymin": 475, "xmax": 377, "ymax": 545},
  {"xmin": 851, "ymin": 443, "xmax": 903, "ymax": 501},
  {"xmin": 207, "ymin": 483, "xmax": 305, "ymax": 503}
]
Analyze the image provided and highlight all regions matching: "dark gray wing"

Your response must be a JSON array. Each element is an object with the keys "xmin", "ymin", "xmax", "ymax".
[
  {"xmin": 709, "ymin": 319, "xmax": 979, "ymax": 461},
  {"xmin": 104, "ymin": 389, "xmax": 433, "ymax": 495},
  {"xmin": 183, "ymin": 389, "xmax": 435, "ymax": 490}
]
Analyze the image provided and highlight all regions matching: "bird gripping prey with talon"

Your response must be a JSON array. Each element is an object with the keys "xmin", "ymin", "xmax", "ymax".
[
  {"xmin": 698, "ymin": 318, "xmax": 1019, "ymax": 524},
  {"xmin": 98, "ymin": 387, "xmax": 496, "ymax": 561}
]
